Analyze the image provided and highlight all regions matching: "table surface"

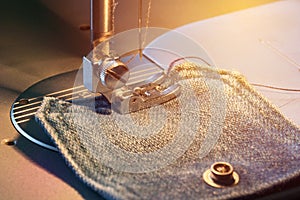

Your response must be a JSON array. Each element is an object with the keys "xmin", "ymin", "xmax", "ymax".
[
  {"xmin": 1, "ymin": 0, "xmax": 299, "ymax": 199},
  {"xmin": 177, "ymin": 0, "xmax": 300, "ymax": 126}
]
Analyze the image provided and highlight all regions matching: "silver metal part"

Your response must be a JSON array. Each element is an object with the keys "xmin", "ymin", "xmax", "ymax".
[
  {"xmin": 91, "ymin": 0, "xmax": 114, "ymax": 47},
  {"xmin": 98, "ymin": 57, "xmax": 129, "ymax": 89},
  {"xmin": 83, "ymin": 56, "xmax": 129, "ymax": 93},
  {"xmin": 111, "ymin": 73, "xmax": 181, "ymax": 114},
  {"xmin": 84, "ymin": 0, "xmax": 182, "ymax": 114},
  {"xmin": 83, "ymin": 55, "xmax": 181, "ymax": 114}
]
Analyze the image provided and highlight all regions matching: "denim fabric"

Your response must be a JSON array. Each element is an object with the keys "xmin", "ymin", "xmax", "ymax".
[{"xmin": 35, "ymin": 63, "xmax": 300, "ymax": 200}]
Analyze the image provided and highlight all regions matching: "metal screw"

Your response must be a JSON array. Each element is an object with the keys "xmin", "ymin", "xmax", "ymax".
[
  {"xmin": 203, "ymin": 162, "xmax": 239, "ymax": 188},
  {"xmin": 99, "ymin": 58, "xmax": 129, "ymax": 90}
]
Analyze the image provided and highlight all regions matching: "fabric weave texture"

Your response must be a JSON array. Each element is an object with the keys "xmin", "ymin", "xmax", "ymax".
[{"xmin": 35, "ymin": 63, "xmax": 300, "ymax": 200}]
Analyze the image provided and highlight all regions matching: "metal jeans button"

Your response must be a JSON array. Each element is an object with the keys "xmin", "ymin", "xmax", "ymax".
[{"xmin": 203, "ymin": 162, "xmax": 239, "ymax": 188}]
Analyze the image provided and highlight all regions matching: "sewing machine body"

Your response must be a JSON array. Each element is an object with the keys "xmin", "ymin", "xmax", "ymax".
[{"xmin": 3, "ymin": 0, "xmax": 300, "ymax": 199}]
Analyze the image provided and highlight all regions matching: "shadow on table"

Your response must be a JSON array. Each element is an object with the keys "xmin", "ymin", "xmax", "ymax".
[{"xmin": 15, "ymin": 135, "xmax": 105, "ymax": 200}]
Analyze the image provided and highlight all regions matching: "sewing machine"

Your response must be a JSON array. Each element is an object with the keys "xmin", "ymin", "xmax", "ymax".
[
  {"xmin": 2, "ymin": 0, "xmax": 300, "ymax": 199},
  {"xmin": 82, "ymin": 0, "xmax": 181, "ymax": 114},
  {"xmin": 9, "ymin": 0, "xmax": 212, "ymax": 150}
]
